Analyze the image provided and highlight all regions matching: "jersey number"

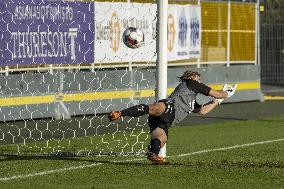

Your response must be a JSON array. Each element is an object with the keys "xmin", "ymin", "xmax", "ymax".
[{"xmin": 188, "ymin": 100, "xmax": 195, "ymax": 112}]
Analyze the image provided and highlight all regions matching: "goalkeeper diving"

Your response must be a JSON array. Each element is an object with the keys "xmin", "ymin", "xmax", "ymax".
[{"xmin": 108, "ymin": 70, "xmax": 237, "ymax": 165}]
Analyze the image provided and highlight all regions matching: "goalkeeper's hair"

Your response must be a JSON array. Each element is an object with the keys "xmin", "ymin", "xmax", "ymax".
[{"xmin": 178, "ymin": 70, "xmax": 201, "ymax": 82}]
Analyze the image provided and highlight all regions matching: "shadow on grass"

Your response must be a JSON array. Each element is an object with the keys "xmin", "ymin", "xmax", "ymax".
[
  {"xmin": 0, "ymin": 154, "xmax": 85, "ymax": 162},
  {"xmin": 0, "ymin": 153, "xmax": 151, "ymax": 166},
  {"xmin": 1, "ymin": 154, "xmax": 284, "ymax": 169}
]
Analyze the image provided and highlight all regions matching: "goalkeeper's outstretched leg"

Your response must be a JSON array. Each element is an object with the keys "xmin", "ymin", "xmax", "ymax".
[
  {"xmin": 108, "ymin": 100, "xmax": 172, "ymax": 164},
  {"xmin": 108, "ymin": 70, "xmax": 237, "ymax": 165},
  {"xmin": 108, "ymin": 102, "xmax": 166, "ymax": 121}
]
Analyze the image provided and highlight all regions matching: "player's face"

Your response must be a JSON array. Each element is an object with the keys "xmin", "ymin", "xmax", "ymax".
[{"xmin": 192, "ymin": 75, "xmax": 201, "ymax": 83}]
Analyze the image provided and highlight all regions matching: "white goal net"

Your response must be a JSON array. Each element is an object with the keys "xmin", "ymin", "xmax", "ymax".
[{"xmin": 0, "ymin": 0, "xmax": 158, "ymax": 156}]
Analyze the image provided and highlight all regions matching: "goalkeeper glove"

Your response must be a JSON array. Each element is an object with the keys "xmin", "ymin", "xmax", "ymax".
[
  {"xmin": 216, "ymin": 84, "xmax": 229, "ymax": 104},
  {"xmin": 225, "ymin": 84, "xmax": 237, "ymax": 98}
]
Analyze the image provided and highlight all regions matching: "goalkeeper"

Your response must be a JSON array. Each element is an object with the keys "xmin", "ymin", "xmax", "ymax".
[{"xmin": 108, "ymin": 70, "xmax": 237, "ymax": 165}]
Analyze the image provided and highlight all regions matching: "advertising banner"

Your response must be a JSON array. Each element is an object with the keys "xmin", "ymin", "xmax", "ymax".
[
  {"xmin": 188, "ymin": 5, "xmax": 201, "ymax": 59},
  {"xmin": 0, "ymin": 1, "xmax": 201, "ymax": 66},
  {"xmin": 0, "ymin": 0, "xmax": 94, "ymax": 66},
  {"xmin": 168, "ymin": 4, "xmax": 201, "ymax": 61},
  {"xmin": 167, "ymin": 5, "xmax": 178, "ymax": 61},
  {"xmin": 95, "ymin": 2, "xmax": 157, "ymax": 63}
]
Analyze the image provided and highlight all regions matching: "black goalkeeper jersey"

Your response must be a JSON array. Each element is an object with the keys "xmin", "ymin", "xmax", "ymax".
[{"xmin": 166, "ymin": 79, "xmax": 211, "ymax": 123}]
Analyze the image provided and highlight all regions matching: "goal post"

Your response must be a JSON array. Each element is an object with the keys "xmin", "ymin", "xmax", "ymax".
[
  {"xmin": 156, "ymin": 0, "xmax": 168, "ymax": 157},
  {"xmin": 156, "ymin": 0, "xmax": 168, "ymax": 101}
]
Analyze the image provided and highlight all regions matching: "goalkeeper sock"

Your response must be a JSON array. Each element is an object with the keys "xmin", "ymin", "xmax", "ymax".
[
  {"xmin": 148, "ymin": 138, "xmax": 161, "ymax": 155},
  {"xmin": 158, "ymin": 143, "xmax": 166, "ymax": 158},
  {"xmin": 121, "ymin": 104, "xmax": 149, "ymax": 117}
]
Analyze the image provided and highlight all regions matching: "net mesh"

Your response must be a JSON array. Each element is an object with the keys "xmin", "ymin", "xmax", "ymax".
[
  {"xmin": 0, "ymin": 0, "xmax": 156, "ymax": 156},
  {"xmin": 0, "ymin": 0, "xmax": 258, "ymax": 156}
]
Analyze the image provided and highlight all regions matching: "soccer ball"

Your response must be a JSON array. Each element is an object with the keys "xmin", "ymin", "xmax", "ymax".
[{"xmin": 122, "ymin": 27, "xmax": 144, "ymax": 49}]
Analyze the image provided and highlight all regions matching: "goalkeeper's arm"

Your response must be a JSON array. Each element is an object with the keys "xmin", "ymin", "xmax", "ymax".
[
  {"xmin": 197, "ymin": 99, "xmax": 219, "ymax": 115},
  {"xmin": 196, "ymin": 84, "xmax": 238, "ymax": 115},
  {"xmin": 208, "ymin": 89, "xmax": 228, "ymax": 99}
]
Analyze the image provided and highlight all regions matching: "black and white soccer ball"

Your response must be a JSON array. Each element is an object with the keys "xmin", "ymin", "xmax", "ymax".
[{"xmin": 122, "ymin": 27, "xmax": 144, "ymax": 49}]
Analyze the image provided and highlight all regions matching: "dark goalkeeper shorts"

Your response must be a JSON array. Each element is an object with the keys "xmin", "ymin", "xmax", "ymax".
[{"xmin": 148, "ymin": 99, "xmax": 175, "ymax": 136}]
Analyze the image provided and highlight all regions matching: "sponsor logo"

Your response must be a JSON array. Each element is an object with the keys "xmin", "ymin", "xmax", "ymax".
[
  {"xmin": 178, "ymin": 8, "xmax": 188, "ymax": 47},
  {"xmin": 167, "ymin": 14, "xmax": 176, "ymax": 52},
  {"xmin": 11, "ymin": 28, "xmax": 78, "ymax": 60},
  {"xmin": 110, "ymin": 12, "xmax": 121, "ymax": 52},
  {"xmin": 190, "ymin": 12, "xmax": 200, "ymax": 47}
]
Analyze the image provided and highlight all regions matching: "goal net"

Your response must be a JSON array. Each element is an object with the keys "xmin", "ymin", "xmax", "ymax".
[{"xmin": 0, "ymin": 0, "xmax": 158, "ymax": 156}]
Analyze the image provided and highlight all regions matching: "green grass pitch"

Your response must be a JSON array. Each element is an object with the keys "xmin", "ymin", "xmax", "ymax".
[{"xmin": 0, "ymin": 101, "xmax": 284, "ymax": 188}]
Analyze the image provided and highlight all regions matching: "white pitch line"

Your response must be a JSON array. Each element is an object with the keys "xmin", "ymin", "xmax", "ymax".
[
  {"xmin": 171, "ymin": 138, "xmax": 284, "ymax": 158},
  {"xmin": 0, "ymin": 163, "xmax": 103, "ymax": 181},
  {"xmin": 0, "ymin": 138, "xmax": 283, "ymax": 182}
]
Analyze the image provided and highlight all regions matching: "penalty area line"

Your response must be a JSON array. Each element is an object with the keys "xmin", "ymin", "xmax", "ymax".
[{"xmin": 0, "ymin": 138, "xmax": 284, "ymax": 182}]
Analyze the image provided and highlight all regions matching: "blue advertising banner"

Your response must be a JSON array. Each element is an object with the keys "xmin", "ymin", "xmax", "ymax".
[
  {"xmin": 167, "ymin": 4, "xmax": 201, "ymax": 61},
  {"xmin": 0, "ymin": 0, "xmax": 94, "ymax": 66}
]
